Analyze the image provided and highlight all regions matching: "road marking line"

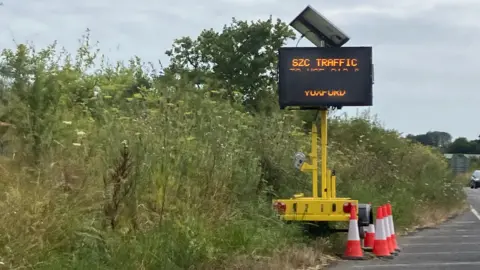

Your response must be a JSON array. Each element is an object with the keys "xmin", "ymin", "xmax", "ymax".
[
  {"xmin": 352, "ymin": 261, "xmax": 480, "ymax": 268},
  {"xmin": 470, "ymin": 205, "xmax": 480, "ymax": 220},
  {"xmin": 402, "ymin": 241, "xmax": 480, "ymax": 246},
  {"xmin": 426, "ymin": 228, "xmax": 469, "ymax": 232},
  {"xmin": 440, "ymin": 223, "xmax": 476, "ymax": 227},
  {"xmin": 452, "ymin": 221, "xmax": 477, "ymax": 224},
  {"xmin": 406, "ymin": 234, "xmax": 480, "ymax": 239},
  {"xmin": 400, "ymin": 251, "xmax": 480, "ymax": 255}
]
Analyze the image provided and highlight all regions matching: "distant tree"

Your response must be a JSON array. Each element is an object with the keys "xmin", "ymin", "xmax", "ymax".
[
  {"xmin": 413, "ymin": 133, "xmax": 435, "ymax": 146},
  {"xmin": 447, "ymin": 137, "xmax": 476, "ymax": 154},
  {"xmin": 406, "ymin": 131, "xmax": 452, "ymax": 150},
  {"xmin": 427, "ymin": 131, "xmax": 452, "ymax": 148}
]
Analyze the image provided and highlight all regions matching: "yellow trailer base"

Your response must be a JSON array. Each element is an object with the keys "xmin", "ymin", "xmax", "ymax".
[{"xmin": 273, "ymin": 197, "xmax": 358, "ymax": 222}]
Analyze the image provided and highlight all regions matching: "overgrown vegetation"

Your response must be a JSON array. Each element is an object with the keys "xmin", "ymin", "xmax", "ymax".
[{"xmin": 0, "ymin": 18, "xmax": 466, "ymax": 270}]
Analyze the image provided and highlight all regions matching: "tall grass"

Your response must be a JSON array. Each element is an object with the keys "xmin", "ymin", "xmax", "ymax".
[{"xmin": 0, "ymin": 38, "xmax": 466, "ymax": 269}]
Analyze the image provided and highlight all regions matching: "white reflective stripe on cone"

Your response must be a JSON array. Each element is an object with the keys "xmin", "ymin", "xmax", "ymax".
[
  {"xmin": 375, "ymin": 216, "xmax": 386, "ymax": 240},
  {"xmin": 389, "ymin": 214, "xmax": 396, "ymax": 235},
  {"xmin": 348, "ymin": 219, "xmax": 360, "ymax": 240},
  {"xmin": 369, "ymin": 223, "xmax": 375, "ymax": 233},
  {"xmin": 384, "ymin": 213, "xmax": 391, "ymax": 238}
]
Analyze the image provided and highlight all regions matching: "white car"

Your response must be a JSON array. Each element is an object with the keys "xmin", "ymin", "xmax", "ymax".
[{"xmin": 470, "ymin": 170, "xmax": 480, "ymax": 189}]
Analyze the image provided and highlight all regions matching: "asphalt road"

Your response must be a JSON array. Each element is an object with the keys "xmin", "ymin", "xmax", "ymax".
[{"xmin": 329, "ymin": 187, "xmax": 480, "ymax": 270}]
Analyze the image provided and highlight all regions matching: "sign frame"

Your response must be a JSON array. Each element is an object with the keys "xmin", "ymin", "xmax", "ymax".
[{"xmin": 278, "ymin": 46, "xmax": 374, "ymax": 110}]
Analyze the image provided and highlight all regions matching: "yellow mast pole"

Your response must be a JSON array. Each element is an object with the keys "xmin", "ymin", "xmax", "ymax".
[
  {"xmin": 320, "ymin": 109, "xmax": 328, "ymax": 198},
  {"xmin": 311, "ymin": 120, "xmax": 318, "ymax": 198}
]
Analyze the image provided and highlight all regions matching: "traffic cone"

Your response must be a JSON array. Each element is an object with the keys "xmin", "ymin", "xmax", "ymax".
[
  {"xmin": 382, "ymin": 205, "xmax": 397, "ymax": 255},
  {"xmin": 387, "ymin": 202, "xmax": 401, "ymax": 252},
  {"xmin": 363, "ymin": 221, "xmax": 375, "ymax": 251},
  {"xmin": 343, "ymin": 204, "xmax": 365, "ymax": 260},
  {"xmin": 373, "ymin": 206, "xmax": 394, "ymax": 258}
]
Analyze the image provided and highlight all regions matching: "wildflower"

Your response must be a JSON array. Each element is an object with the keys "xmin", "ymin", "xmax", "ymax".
[
  {"xmin": 72, "ymin": 143, "xmax": 81, "ymax": 146},
  {"xmin": 63, "ymin": 121, "xmax": 72, "ymax": 125},
  {"xmin": 76, "ymin": 130, "xmax": 86, "ymax": 136},
  {"xmin": 93, "ymin": 86, "xmax": 101, "ymax": 97}
]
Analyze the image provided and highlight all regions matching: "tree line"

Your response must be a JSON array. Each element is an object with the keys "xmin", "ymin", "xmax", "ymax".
[{"xmin": 406, "ymin": 131, "xmax": 480, "ymax": 154}]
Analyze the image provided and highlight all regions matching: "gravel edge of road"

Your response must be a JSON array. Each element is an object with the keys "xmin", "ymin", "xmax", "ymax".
[{"xmin": 399, "ymin": 203, "xmax": 470, "ymax": 237}]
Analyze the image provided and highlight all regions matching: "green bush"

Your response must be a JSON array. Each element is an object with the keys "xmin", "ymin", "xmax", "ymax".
[
  {"xmin": 328, "ymin": 113, "xmax": 465, "ymax": 227},
  {"xmin": 0, "ymin": 36, "xmax": 465, "ymax": 270}
]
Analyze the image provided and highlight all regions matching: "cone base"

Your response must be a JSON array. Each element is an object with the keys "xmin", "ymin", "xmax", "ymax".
[
  {"xmin": 364, "ymin": 243, "xmax": 374, "ymax": 249},
  {"xmin": 395, "ymin": 248, "xmax": 402, "ymax": 252},
  {"xmin": 362, "ymin": 247, "xmax": 373, "ymax": 251},
  {"xmin": 373, "ymin": 245, "xmax": 392, "ymax": 257},
  {"xmin": 344, "ymin": 240, "xmax": 364, "ymax": 259},
  {"xmin": 364, "ymin": 234, "xmax": 375, "ymax": 250}
]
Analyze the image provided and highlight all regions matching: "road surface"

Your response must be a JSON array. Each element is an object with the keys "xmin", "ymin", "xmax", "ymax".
[{"xmin": 330, "ymin": 187, "xmax": 480, "ymax": 270}]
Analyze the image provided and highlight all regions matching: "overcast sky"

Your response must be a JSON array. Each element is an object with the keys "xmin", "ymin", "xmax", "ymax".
[{"xmin": 1, "ymin": 0, "xmax": 478, "ymax": 140}]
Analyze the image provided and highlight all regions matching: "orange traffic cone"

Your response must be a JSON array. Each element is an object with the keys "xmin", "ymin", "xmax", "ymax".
[
  {"xmin": 373, "ymin": 206, "xmax": 394, "ymax": 258},
  {"xmin": 363, "ymin": 222, "xmax": 375, "ymax": 251},
  {"xmin": 387, "ymin": 202, "xmax": 401, "ymax": 252},
  {"xmin": 343, "ymin": 205, "xmax": 365, "ymax": 260},
  {"xmin": 382, "ymin": 205, "xmax": 396, "ymax": 255}
]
